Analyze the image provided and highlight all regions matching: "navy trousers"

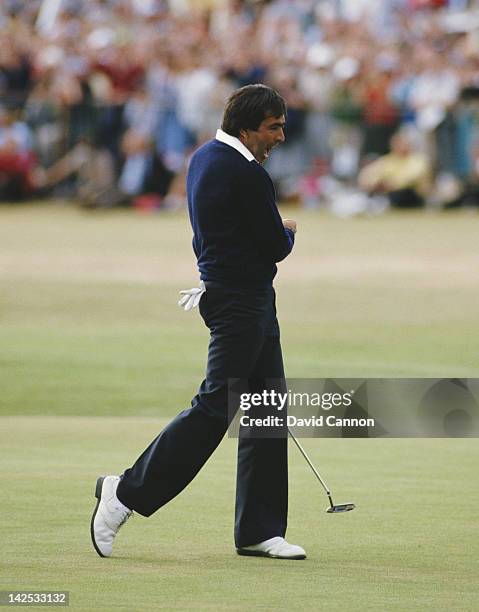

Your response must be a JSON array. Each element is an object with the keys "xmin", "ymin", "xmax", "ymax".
[{"xmin": 116, "ymin": 283, "xmax": 288, "ymax": 548}]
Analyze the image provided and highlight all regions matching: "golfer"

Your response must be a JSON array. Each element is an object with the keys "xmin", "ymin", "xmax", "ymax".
[{"xmin": 91, "ymin": 84, "xmax": 305, "ymax": 560}]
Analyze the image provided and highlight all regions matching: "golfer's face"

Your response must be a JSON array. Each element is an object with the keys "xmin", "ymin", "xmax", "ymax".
[{"xmin": 243, "ymin": 115, "xmax": 286, "ymax": 164}]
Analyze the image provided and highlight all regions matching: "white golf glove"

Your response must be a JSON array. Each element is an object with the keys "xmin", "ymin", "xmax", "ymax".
[{"xmin": 178, "ymin": 280, "xmax": 205, "ymax": 311}]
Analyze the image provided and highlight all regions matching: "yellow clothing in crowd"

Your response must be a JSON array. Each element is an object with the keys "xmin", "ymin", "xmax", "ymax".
[{"xmin": 358, "ymin": 152, "xmax": 431, "ymax": 196}]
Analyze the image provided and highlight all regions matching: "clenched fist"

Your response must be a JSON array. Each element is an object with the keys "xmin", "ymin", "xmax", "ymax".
[{"xmin": 282, "ymin": 218, "xmax": 297, "ymax": 234}]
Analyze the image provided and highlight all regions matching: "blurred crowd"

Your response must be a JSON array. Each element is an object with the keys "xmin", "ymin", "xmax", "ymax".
[{"xmin": 2, "ymin": 0, "xmax": 479, "ymax": 212}]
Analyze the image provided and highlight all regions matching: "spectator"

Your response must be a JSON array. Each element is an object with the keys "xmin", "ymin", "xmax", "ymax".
[
  {"xmin": 0, "ymin": 0, "xmax": 478, "ymax": 211},
  {"xmin": 329, "ymin": 57, "xmax": 364, "ymax": 179},
  {"xmin": 0, "ymin": 38, "xmax": 32, "ymax": 108},
  {"xmin": 0, "ymin": 106, "xmax": 37, "ymax": 201},
  {"xmin": 358, "ymin": 128, "xmax": 432, "ymax": 208},
  {"xmin": 23, "ymin": 77, "xmax": 63, "ymax": 166},
  {"xmin": 266, "ymin": 65, "xmax": 307, "ymax": 198},
  {"xmin": 38, "ymin": 139, "xmax": 122, "ymax": 209},
  {"xmin": 91, "ymin": 41, "xmax": 145, "ymax": 102},
  {"xmin": 149, "ymin": 51, "xmax": 197, "ymax": 173},
  {"xmin": 298, "ymin": 43, "xmax": 336, "ymax": 164},
  {"xmin": 361, "ymin": 57, "xmax": 400, "ymax": 157},
  {"xmin": 409, "ymin": 50, "xmax": 461, "ymax": 174},
  {"xmin": 118, "ymin": 128, "xmax": 173, "ymax": 204}
]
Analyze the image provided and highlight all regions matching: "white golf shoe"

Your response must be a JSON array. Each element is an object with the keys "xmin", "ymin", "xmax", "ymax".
[
  {"xmin": 236, "ymin": 537, "xmax": 306, "ymax": 560},
  {"xmin": 90, "ymin": 475, "xmax": 133, "ymax": 557}
]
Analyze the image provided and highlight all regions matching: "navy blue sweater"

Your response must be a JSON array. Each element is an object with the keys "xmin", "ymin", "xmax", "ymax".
[{"xmin": 186, "ymin": 139, "xmax": 295, "ymax": 286}]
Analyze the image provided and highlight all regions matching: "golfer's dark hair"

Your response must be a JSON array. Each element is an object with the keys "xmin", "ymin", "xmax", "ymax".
[{"xmin": 221, "ymin": 84, "xmax": 286, "ymax": 137}]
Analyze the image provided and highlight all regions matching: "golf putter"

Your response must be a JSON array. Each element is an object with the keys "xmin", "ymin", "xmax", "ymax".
[{"xmin": 288, "ymin": 428, "xmax": 356, "ymax": 513}]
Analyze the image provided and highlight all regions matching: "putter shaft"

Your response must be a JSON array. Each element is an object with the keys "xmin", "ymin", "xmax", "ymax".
[{"xmin": 287, "ymin": 428, "xmax": 332, "ymax": 500}]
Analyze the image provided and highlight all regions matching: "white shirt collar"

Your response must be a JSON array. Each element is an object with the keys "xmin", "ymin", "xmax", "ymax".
[{"xmin": 215, "ymin": 128, "xmax": 255, "ymax": 162}]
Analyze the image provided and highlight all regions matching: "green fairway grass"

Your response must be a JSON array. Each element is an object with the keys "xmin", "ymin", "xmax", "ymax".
[
  {"xmin": 1, "ymin": 204, "xmax": 478, "ymax": 610},
  {"xmin": 1, "ymin": 204, "xmax": 478, "ymax": 416},
  {"xmin": 1, "ymin": 418, "xmax": 478, "ymax": 611}
]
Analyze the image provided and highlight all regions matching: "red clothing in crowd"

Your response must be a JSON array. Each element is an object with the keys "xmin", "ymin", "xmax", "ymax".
[
  {"xmin": 362, "ymin": 76, "xmax": 398, "ymax": 127},
  {"xmin": 92, "ymin": 60, "xmax": 144, "ymax": 96},
  {"xmin": 0, "ymin": 150, "xmax": 37, "ymax": 194}
]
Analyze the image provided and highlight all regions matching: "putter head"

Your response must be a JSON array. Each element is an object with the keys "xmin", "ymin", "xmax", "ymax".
[{"xmin": 327, "ymin": 502, "xmax": 356, "ymax": 513}]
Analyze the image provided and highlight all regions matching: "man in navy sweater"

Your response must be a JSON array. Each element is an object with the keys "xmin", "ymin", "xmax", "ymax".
[{"xmin": 91, "ymin": 84, "xmax": 305, "ymax": 560}]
